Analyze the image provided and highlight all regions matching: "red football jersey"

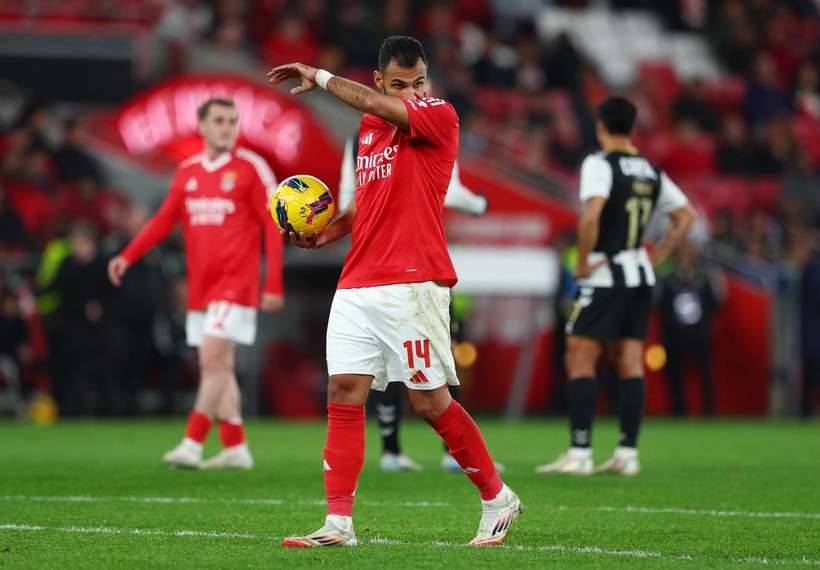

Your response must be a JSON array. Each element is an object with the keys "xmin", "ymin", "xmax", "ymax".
[
  {"xmin": 338, "ymin": 96, "xmax": 459, "ymax": 289},
  {"xmin": 120, "ymin": 147, "xmax": 284, "ymax": 310}
]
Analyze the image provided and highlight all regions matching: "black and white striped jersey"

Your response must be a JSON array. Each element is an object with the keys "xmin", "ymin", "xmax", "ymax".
[{"xmin": 578, "ymin": 150, "xmax": 688, "ymax": 288}]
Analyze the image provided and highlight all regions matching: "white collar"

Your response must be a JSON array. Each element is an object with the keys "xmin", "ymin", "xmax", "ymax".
[{"xmin": 201, "ymin": 151, "xmax": 232, "ymax": 172}]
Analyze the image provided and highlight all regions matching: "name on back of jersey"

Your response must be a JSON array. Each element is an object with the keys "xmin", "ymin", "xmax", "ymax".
[{"xmin": 618, "ymin": 156, "xmax": 657, "ymax": 180}]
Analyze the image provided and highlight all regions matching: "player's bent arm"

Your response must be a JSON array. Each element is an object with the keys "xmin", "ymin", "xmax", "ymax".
[
  {"xmin": 650, "ymin": 203, "xmax": 696, "ymax": 265},
  {"xmin": 267, "ymin": 63, "xmax": 409, "ymax": 130},
  {"xmin": 574, "ymin": 197, "xmax": 607, "ymax": 279},
  {"xmin": 326, "ymin": 76, "xmax": 410, "ymax": 130}
]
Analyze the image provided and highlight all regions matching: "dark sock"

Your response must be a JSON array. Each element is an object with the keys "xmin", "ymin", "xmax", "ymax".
[
  {"xmin": 618, "ymin": 377, "xmax": 645, "ymax": 448},
  {"xmin": 568, "ymin": 377, "xmax": 597, "ymax": 448},
  {"xmin": 375, "ymin": 382, "xmax": 402, "ymax": 454}
]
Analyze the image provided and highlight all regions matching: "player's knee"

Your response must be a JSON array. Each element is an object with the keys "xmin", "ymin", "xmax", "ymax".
[
  {"xmin": 199, "ymin": 349, "xmax": 232, "ymax": 376},
  {"xmin": 409, "ymin": 390, "xmax": 450, "ymax": 422}
]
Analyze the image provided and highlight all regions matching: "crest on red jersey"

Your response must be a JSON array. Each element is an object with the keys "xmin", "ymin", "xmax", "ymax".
[{"xmin": 221, "ymin": 171, "xmax": 237, "ymax": 192}]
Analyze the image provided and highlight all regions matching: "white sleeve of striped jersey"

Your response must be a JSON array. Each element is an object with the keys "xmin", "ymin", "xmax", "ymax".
[
  {"xmin": 655, "ymin": 171, "xmax": 689, "ymax": 214},
  {"xmin": 339, "ymin": 137, "xmax": 356, "ymax": 210},
  {"xmin": 578, "ymin": 154, "xmax": 612, "ymax": 202}
]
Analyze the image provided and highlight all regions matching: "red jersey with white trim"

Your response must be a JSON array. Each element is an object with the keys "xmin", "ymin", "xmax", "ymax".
[
  {"xmin": 338, "ymin": 96, "xmax": 459, "ymax": 289},
  {"xmin": 120, "ymin": 147, "xmax": 284, "ymax": 310}
]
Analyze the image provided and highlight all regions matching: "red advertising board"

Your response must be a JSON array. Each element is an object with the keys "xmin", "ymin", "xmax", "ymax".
[{"xmin": 86, "ymin": 73, "xmax": 343, "ymax": 192}]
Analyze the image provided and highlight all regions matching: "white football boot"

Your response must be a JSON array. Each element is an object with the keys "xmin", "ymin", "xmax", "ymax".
[
  {"xmin": 535, "ymin": 448, "xmax": 593, "ymax": 475},
  {"xmin": 468, "ymin": 484, "xmax": 522, "ymax": 546},
  {"xmin": 163, "ymin": 439, "xmax": 202, "ymax": 469},
  {"xmin": 201, "ymin": 444, "xmax": 254, "ymax": 470},
  {"xmin": 282, "ymin": 515, "xmax": 358, "ymax": 548},
  {"xmin": 379, "ymin": 453, "xmax": 423, "ymax": 472},
  {"xmin": 595, "ymin": 446, "xmax": 640, "ymax": 475}
]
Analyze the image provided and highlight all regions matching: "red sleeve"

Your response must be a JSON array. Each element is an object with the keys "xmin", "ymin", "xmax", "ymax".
[
  {"xmin": 120, "ymin": 173, "xmax": 182, "ymax": 265},
  {"xmin": 248, "ymin": 159, "xmax": 284, "ymax": 296}
]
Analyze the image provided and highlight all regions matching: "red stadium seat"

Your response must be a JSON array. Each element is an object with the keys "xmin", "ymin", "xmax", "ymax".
[
  {"xmin": 638, "ymin": 61, "xmax": 682, "ymax": 102},
  {"xmin": 792, "ymin": 117, "xmax": 820, "ymax": 162},
  {"xmin": 751, "ymin": 177, "xmax": 782, "ymax": 212}
]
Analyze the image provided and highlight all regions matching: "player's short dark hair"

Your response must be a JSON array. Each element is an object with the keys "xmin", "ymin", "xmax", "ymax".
[
  {"xmin": 378, "ymin": 36, "xmax": 428, "ymax": 74},
  {"xmin": 597, "ymin": 96, "xmax": 637, "ymax": 135},
  {"xmin": 197, "ymin": 98, "xmax": 236, "ymax": 121}
]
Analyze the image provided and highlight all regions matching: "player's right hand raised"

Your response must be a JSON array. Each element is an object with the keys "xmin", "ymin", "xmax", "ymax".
[{"xmin": 107, "ymin": 256, "xmax": 129, "ymax": 286}]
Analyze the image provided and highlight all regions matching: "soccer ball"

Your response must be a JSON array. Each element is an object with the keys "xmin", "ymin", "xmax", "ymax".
[{"xmin": 270, "ymin": 174, "xmax": 335, "ymax": 237}]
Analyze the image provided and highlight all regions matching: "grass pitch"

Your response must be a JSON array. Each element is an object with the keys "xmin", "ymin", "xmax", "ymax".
[{"xmin": 1, "ymin": 416, "xmax": 818, "ymax": 568}]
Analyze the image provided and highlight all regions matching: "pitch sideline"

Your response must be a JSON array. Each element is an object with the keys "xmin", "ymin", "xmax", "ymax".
[{"xmin": 1, "ymin": 495, "xmax": 818, "ymax": 520}]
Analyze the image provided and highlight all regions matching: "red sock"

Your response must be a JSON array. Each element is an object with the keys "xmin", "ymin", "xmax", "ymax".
[
  {"xmin": 219, "ymin": 419, "xmax": 246, "ymax": 448},
  {"xmin": 430, "ymin": 400, "xmax": 503, "ymax": 500},
  {"xmin": 184, "ymin": 410, "xmax": 213, "ymax": 444},
  {"xmin": 324, "ymin": 403, "xmax": 366, "ymax": 517}
]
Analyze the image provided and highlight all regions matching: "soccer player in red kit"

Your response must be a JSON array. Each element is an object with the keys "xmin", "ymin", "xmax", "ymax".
[
  {"xmin": 268, "ymin": 36, "xmax": 521, "ymax": 547},
  {"xmin": 107, "ymin": 98, "xmax": 284, "ymax": 469}
]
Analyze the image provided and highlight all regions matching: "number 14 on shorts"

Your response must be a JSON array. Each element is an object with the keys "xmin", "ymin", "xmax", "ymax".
[{"xmin": 403, "ymin": 339, "xmax": 431, "ymax": 383}]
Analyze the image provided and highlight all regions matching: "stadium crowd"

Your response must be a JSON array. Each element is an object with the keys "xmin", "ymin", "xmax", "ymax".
[{"xmin": 0, "ymin": 0, "xmax": 817, "ymax": 417}]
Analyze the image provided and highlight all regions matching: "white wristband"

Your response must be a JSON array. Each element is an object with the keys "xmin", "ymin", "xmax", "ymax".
[{"xmin": 315, "ymin": 69, "xmax": 334, "ymax": 90}]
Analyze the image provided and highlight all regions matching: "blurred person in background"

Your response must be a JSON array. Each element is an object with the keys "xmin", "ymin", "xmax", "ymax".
[
  {"xmin": 537, "ymin": 96, "xmax": 695, "ymax": 476},
  {"xmin": 42, "ymin": 220, "xmax": 122, "ymax": 416},
  {"xmin": 108, "ymin": 98, "xmax": 285, "ymax": 469},
  {"xmin": 800, "ymin": 229, "xmax": 820, "ymax": 417},
  {"xmin": 657, "ymin": 240, "xmax": 725, "ymax": 416}
]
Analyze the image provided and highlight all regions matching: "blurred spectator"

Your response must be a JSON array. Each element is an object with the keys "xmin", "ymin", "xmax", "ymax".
[
  {"xmin": 657, "ymin": 240, "xmax": 725, "ymax": 416},
  {"xmin": 709, "ymin": 0, "xmax": 760, "ymax": 76},
  {"xmin": 321, "ymin": 0, "xmax": 381, "ymax": 78},
  {"xmin": 154, "ymin": 0, "xmax": 213, "ymax": 74},
  {"xmin": 755, "ymin": 117, "xmax": 796, "ymax": 174},
  {"xmin": 673, "ymin": 79, "xmax": 721, "ymax": 133},
  {"xmin": 793, "ymin": 58, "xmax": 820, "ymax": 119},
  {"xmin": 511, "ymin": 21, "xmax": 546, "ymax": 93},
  {"xmin": 544, "ymin": 32, "xmax": 583, "ymax": 93},
  {"xmin": 715, "ymin": 113, "xmax": 758, "ymax": 174},
  {"xmin": 260, "ymin": 9, "xmax": 321, "ymax": 68},
  {"xmin": 743, "ymin": 51, "xmax": 794, "ymax": 135},
  {"xmin": 471, "ymin": 31, "xmax": 518, "ymax": 88},
  {"xmin": 0, "ymin": 181, "xmax": 27, "ymax": 252},
  {"xmin": 52, "ymin": 119, "xmax": 104, "ymax": 185},
  {"xmin": 658, "ymin": 119, "xmax": 716, "ymax": 182},
  {"xmin": 800, "ymin": 233, "xmax": 820, "ymax": 417},
  {"xmin": 549, "ymin": 111, "xmax": 587, "ymax": 172},
  {"xmin": 3, "ymin": 149, "xmax": 57, "ymax": 244},
  {"xmin": 58, "ymin": 177, "xmax": 129, "ymax": 236},
  {"xmin": 702, "ymin": 208, "xmax": 743, "ymax": 264},
  {"xmin": 40, "ymin": 221, "xmax": 124, "ymax": 416},
  {"xmin": 379, "ymin": 0, "xmax": 412, "ymax": 37},
  {"xmin": 103, "ymin": 204, "xmax": 170, "ymax": 415},
  {"xmin": 152, "ymin": 275, "xmax": 199, "ymax": 415},
  {"xmin": 743, "ymin": 207, "xmax": 776, "ymax": 260},
  {"xmin": 0, "ymin": 279, "xmax": 35, "ymax": 411},
  {"xmin": 782, "ymin": 148, "xmax": 820, "ymax": 222},
  {"xmin": 761, "ymin": 4, "xmax": 801, "ymax": 88}
]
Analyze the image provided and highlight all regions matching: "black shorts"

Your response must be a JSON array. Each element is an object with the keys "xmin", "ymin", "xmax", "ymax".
[{"xmin": 565, "ymin": 285, "xmax": 653, "ymax": 341}]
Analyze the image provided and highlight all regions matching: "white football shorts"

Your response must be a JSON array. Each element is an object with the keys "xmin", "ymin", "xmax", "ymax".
[
  {"xmin": 326, "ymin": 282, "xmax": 460, "ymax": 391},
  {"xmin": 186, "ymin": 301, "xmax": 257, "ymax": 346}
]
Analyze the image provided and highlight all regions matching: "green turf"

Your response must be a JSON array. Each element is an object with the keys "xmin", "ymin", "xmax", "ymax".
[{"xmin": 1, "ymin": 417, "xmax": 818, "ymax": 568}]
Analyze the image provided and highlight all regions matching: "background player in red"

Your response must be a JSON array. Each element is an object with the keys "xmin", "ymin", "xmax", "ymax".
[
  {"xmin": 107, "ymin": 98, "xmax": 284, "ymax": 469},
  {"xmin": 268, "ymin": 35, "xmax": 521, "ymax": 548}
]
